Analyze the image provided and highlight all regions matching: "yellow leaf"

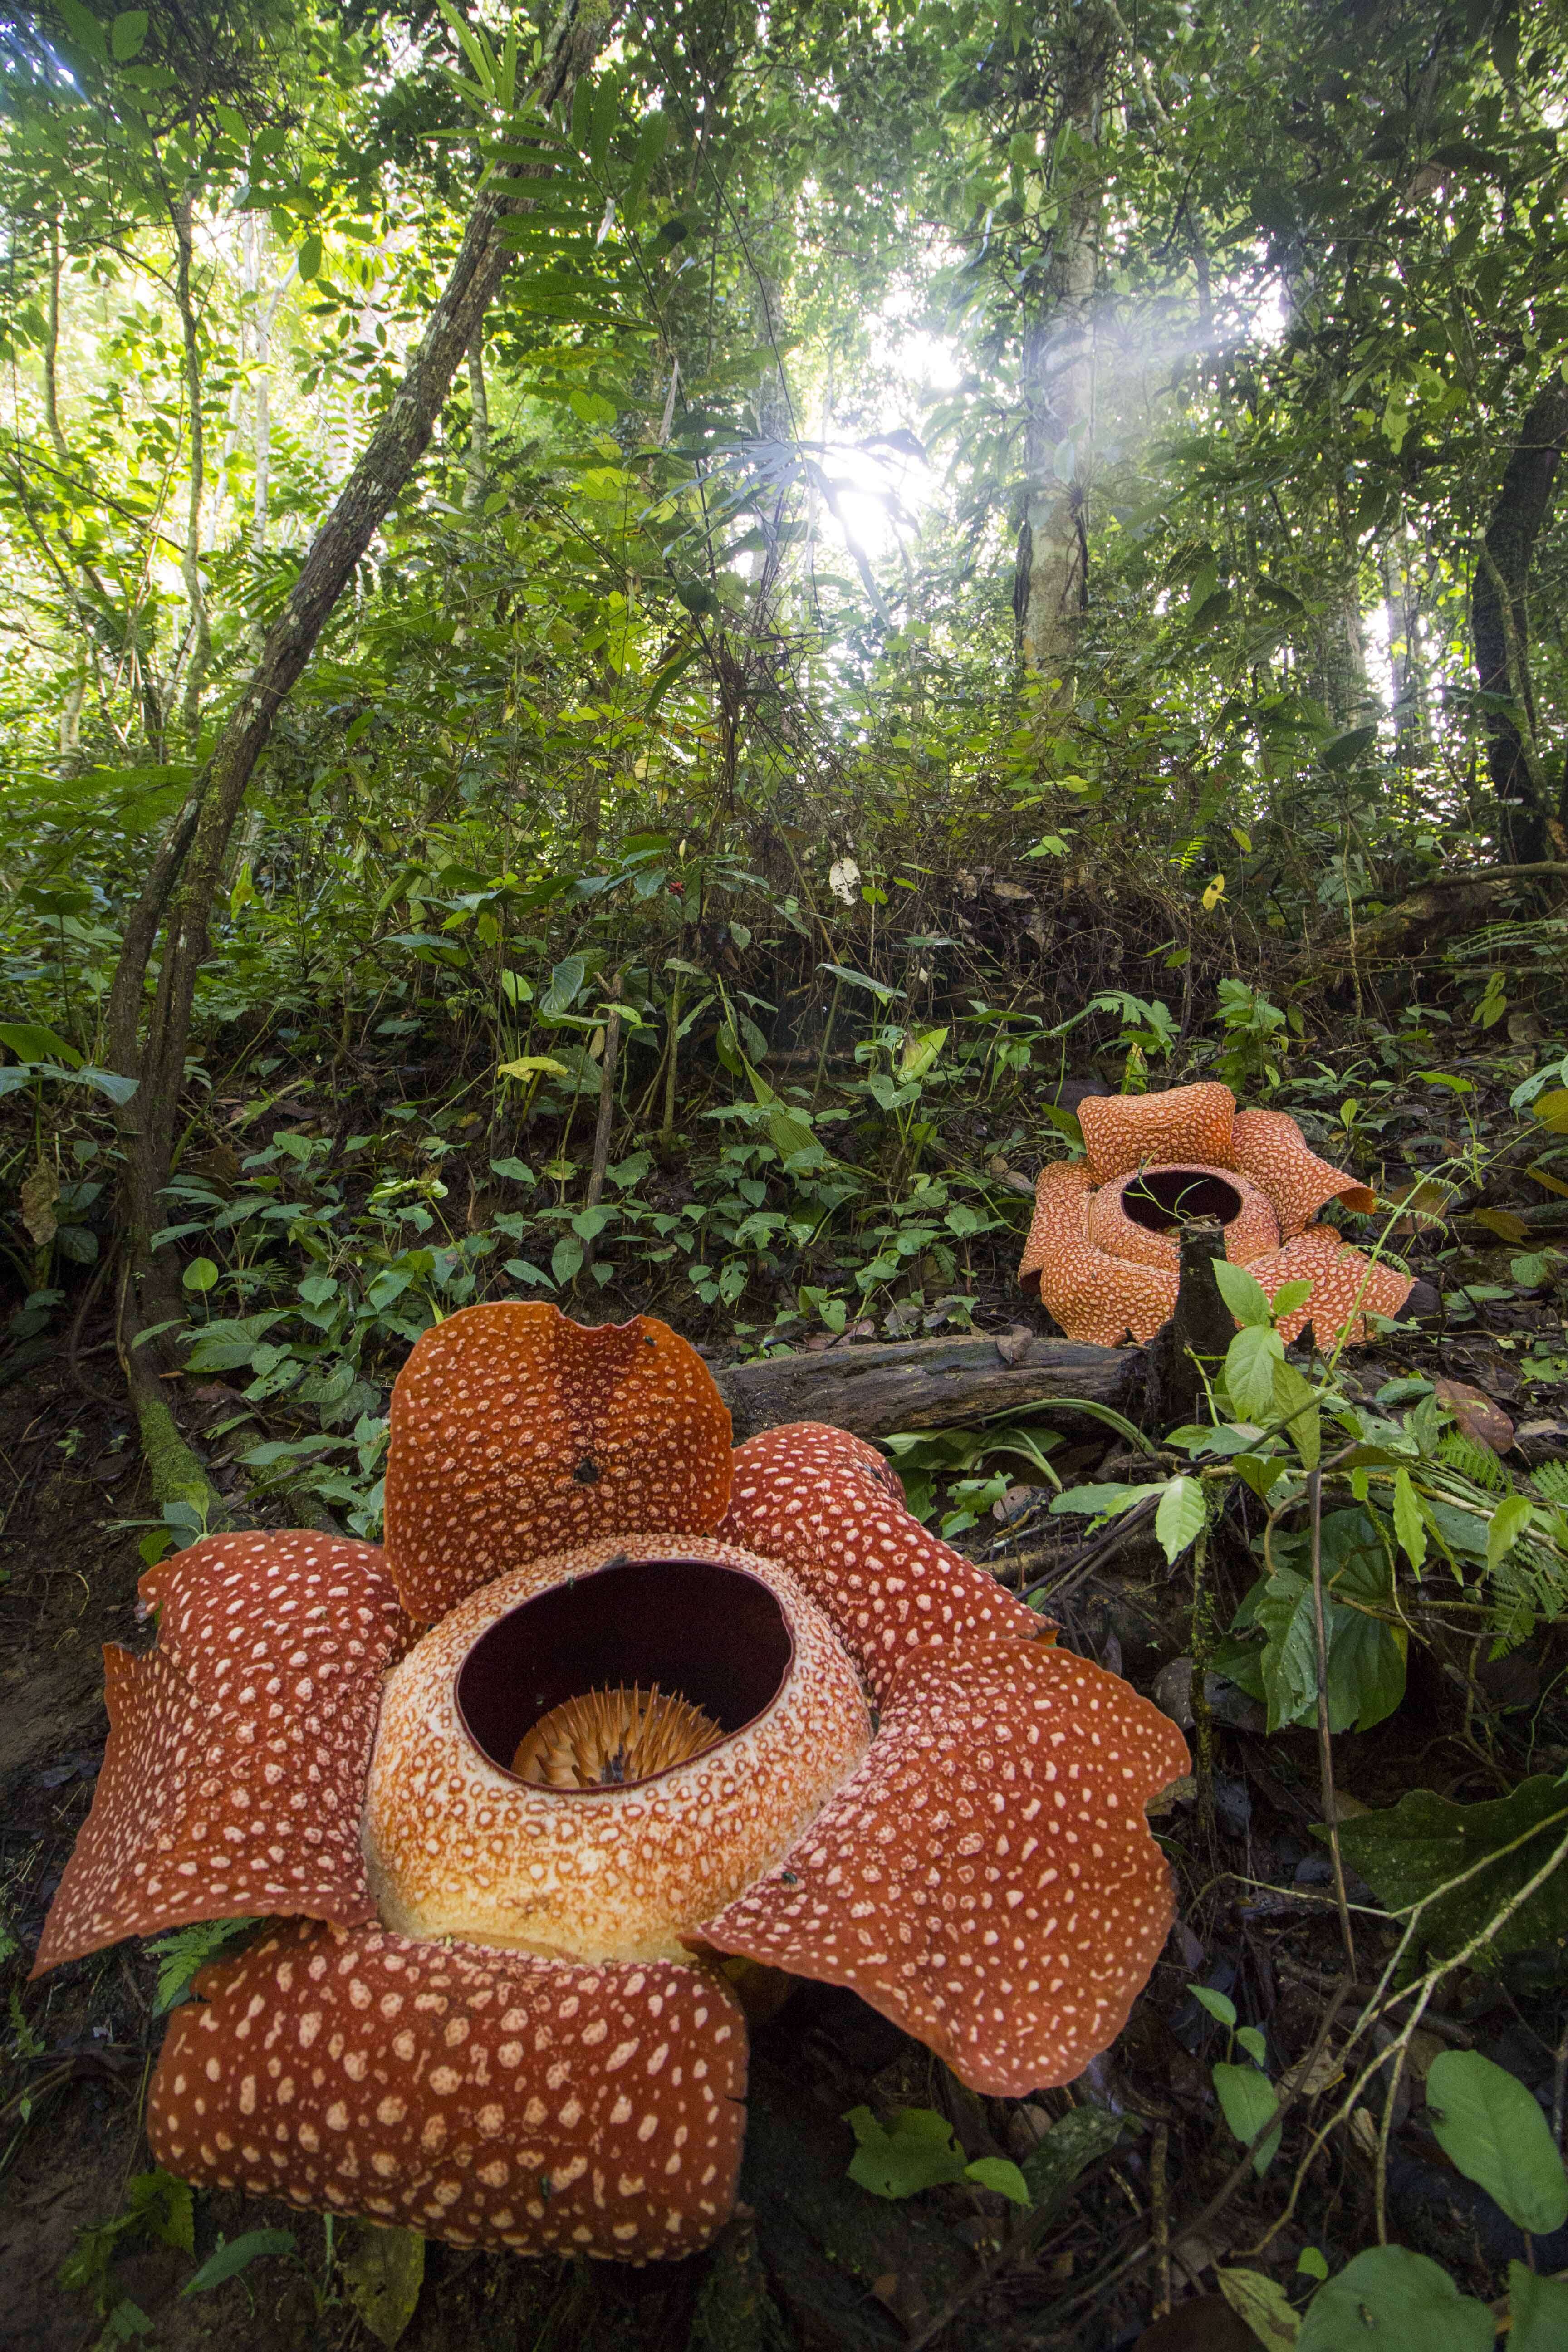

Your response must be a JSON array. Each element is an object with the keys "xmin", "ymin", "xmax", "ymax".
[
  {"xmin": 341, "ymin": 2224, "xmax": 425, "ymax": 2347},
  {"xmin": 1528, "ymin": 1163, "xmax": 1568, "ymax": 1201},
  {"xmin": 498, "ymin": 1057, "xmax": 568, "ymax": 1081},
  {"xmin": 1202, "ymin": 873, "xmax": 1226, "ymax": 911}
]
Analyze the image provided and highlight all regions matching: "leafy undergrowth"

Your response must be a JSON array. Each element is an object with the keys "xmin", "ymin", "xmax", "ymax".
[{"xmin": 7, "ymin": 991, "xmax": 1568, "ymax": 2350}]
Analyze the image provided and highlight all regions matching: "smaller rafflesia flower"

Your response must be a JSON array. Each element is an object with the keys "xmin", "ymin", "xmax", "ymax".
[
  {"xmin": 1019, "ymin": 1080, "xmax": 1412, "ymax": 1348},
  {"xmin": 34, "ymin": 1305, "xmax": 1188, "ymax": 2265}
]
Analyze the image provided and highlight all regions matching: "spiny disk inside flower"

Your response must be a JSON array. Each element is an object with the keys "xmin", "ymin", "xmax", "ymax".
[
  {"xmin": 34, "ymin": 1301, "xmax": 1190, "ymax": 2269},
  {"xmin": 514, "ymin": 1684, "xmax": 722, "ymax": 1788}
]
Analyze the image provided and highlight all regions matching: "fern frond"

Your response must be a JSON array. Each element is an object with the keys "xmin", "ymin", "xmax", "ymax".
[
  {"xmin": 1529, "ymin": 1457, "xmax": 1568, "ymax": 1509},
  {"xmin": 147, "ymin": 1916, "xmax": 258, "ymax": 2014},
  {"xmin": 1438, "ymin": 1432, "xmax": 1510, "ymax": 1494}
]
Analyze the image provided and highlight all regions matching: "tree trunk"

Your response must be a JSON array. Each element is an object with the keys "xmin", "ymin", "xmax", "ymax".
[
  {"xmin": 1471, "ymin": 378, "xmax": 1568, "ymax": 864},
  {"xmin": 1013, "ymin": 3, "xmax": 1112, "ymax": 685},
  {"xmin": 462, "ymin": 329, "xmax": 490, "ymax": 511},
  {"xmin": 170, "ymin": 191, "xmax": 211, "ymax": 744},
  {"xmin": 104, "ymin": 0, "xmax": 621, "ymax": 1349},
  {"xmin": 713, "ymin": 1332, "xmax": 1135, "ymax": 1444}
]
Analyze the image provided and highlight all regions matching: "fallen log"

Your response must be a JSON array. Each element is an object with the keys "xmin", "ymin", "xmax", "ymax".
[{"xmin": 711, "ymin": 1332, "xmax": 1136, "ymax": 1443}]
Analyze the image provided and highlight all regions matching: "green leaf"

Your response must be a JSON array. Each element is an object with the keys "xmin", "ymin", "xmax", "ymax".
[
  {"xmin": 1155, "ymin": 1475, "xmax": 1206, "ymax": 1563},
  {"xmin": 550, "ymin": 1233, "xmax": 583, "ymax": 1286},
  {"xmin": 1271, "ymin": 1358, "xmax": 1321, "ymax": 1468},
  {"xmin": 1227, "ymin": 1324, "xmax": 1286, "ymax": 1417},
  {"xmin": 181, "ymin": 2230, "xmax": 296, "ymax": 2294},
  {"xmin": 0, "ymin": 1019, "xmax": 82, "ymax": 1069},
  {"xmin": 1297, "ymin": 2247, "xmax": 1493, "ymax": 2350},
  {"xmin": 1189, "ymin": 1984, "xmax": 1238, "ymax": 2029},
  {"xmin": 1212, "ymin": 2063, "xmax": 1282, "ymax": 2173},
  {"xmin": 963, "ymin": 2156, "xmax": 1030, "ymax": 2206},
  {"xmin": 110, "ymin": 9, "xmax": 148, "ymax": 59},
  {"xmin": 298, "ymin": 233, "xmax": 323, "ymax": 280},
  {"xmin": 182, "ymin": 1256, "xmax": 219, "ymax": 1293},
  {"xmin": 818, "ymin": 961, "xmax": 902, "ymax": 1005},
  {"xmin": 1235, "ymin": 2026, "xmax": 1269, "ymax": 2068},
  {"xmin": 57, "ymin": 0, "xmax": 108, "ymax": 60},
  {"xmin": 542, "ymin": 955, "xmax": 587, "ymax": 1015},
  {"xmin": 899, "ymin": 1026, "xmax": 947, "ymax": 1082},
  {"xmin": 125, "ymin": 2167, "xmax": 195, "ymax": 2255},
  {"xmin": 1017, "ymin": 2103, "xmax": 1122, "ymax": 2213},
  {"xmin": 340, "ymin": 2224, "xmax": 426, "ymax": 2347},
  {"xmin": 1326, "ymin": 1775, "xmax": 1568, "ymax": 1965},
  {"xmin": 1392, "ymin": 1469, "xmax": 1427, "ymax": 1572},
  {"xmin": 1425, "ymin": 2050, "xmax": 1568, "ymax": 2235},
  {"xmin": 1486, "ymin": 1492, "xmax": 1534, "ymax": 1573},
  {"xmin": 1297, "ymin": 2249, "xmax": 1328, "ymax": 2282},
  {"xmin": 843, "ymin": 2106, "xmax": 967, "ymax": 2199},
  {"xmin": 1049, "ymin": 1481, "xmax": 1161, "ymax": 1521},
  {"xmin": 1509, "ymin": 2260, "xmax": 1568, "ymax": 2352},
  {"xmin": 1320, "ymin": 725, "xmax": 1378, "ymax": 771},
  {"xmin": 1216, "ymin": 2267, "xmax": 1300, "ymax": 2347},
  {"xmin": 1214, "ymin": 1258, "xmax": 1274, "ymax": 1328},
  {"xmin": 1270, "ymin": 1279, "xmax": 1314, "ymax": 1319}
]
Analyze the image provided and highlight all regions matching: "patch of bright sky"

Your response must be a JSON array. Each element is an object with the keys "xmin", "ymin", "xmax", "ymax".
[{"xmin": 809, "ymin": 293, "xmax": 962, "ymax": 564}]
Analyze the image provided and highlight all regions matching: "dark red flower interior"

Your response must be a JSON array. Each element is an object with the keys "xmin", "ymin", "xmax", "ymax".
[
  {"xmin": 1121, "ymin": 1168, "xmax": 1244, "ymax": 1232},
  {"xmin": 455, "ymin": 1556, "xmax": 796, "ymax": 1787}
]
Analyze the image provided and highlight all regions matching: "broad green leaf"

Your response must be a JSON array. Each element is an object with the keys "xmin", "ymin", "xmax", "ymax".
[
  {"xmin": 1155, "ymin": 1475, "xmax": 1206, "ymax": 1563},
  {"xmin": 550, "ymin": 1234, "xmax": 583, "ymax": 1286},
  {"xmin": 1298, "ymin": 2247, "xmax": 1493, "ymax": 2350},
  {"xmin": 1212, "ymin": 2062, "xmax": 1281, "ymax": 2173},
  {"xmin": 1485, "ymin": 1492, "xmax": 1534, "ymax": 1573},
  {"xmin": 1271, "ymin": 1358, "xmax": 1321, "ymax": 1468},
  {"xmin": 181, "ymin": 2230, "xmax": 296, "ymax": 2294},
  {"xmin": 0, "ymin": 1019, "xmax": 82, "ymax": 1068},
  {"xmin": 1213, "ymin": 1258, "xmax": 1274, "ymax": 1328},
  {"xmin": 1217, "ymin": 2267, "xmax": 1300, "ymax": 2347},
  {"xmin": 1509, "ymin": 2260, "xmax": 1568, "ymax": 2351},
  {"xmin": 541, "ymin": 955, "xmax": 587, "ymax": 1015},
  {"xmin": 1425, "ymin": 2050, "xmax": 1568, "ymax": 2235},
  {"xmin": 1326, "ymin": 1775, "xmax": 1568, "ymax": 1965},
  {"xmin": 110, "ymin": 10, "xmax": 148, "ymax": 59},
  {"xmin": 1235, "ymin": 2026, "xmax": 1269, "ymax": 2068},
  {"xmin": 898, "ymin": 1025, "xmax": 947, "ymax": 1081},
  {"xmin": 818, "ymin": 961, "xmax": 902, "ymax": 1005},
  {"xmin": 58, "ymin": 0, "xmax": 108, "ymax": 59},
  {"xmin": 340, "ymin": 2224, "xmax": 426, "ymax": 2347},
  {"xmin": 182, "ymin": 1257, "xmax": 219, "ymax": 1293},
  {"xmin": 1188, "ymin": 1984, "xmax": 1237, "ymax": 2029},
  {"xmin": 1227, "ymin": 1324, "xmax": 1285, "ymax": 1417},
  {"xmin": 1270, "ymin": 1278, "xmax": 1314, "ymax": 1319},
  {"xmin": 298, "ymin": 233, "xmax": 323, "ymax": 281},
  {"xmin": 1049, "ymin": 1481, "xmax": 1161, "ymax": 1520},
  {"xmin": 1392, "ymin": 1469, "xmax": 1426, "ymax": 1572},
  {"xmin": 963, "ymin": 2156, "xmax": 1030, "ymax": 2206},
  {"xmin": 843, "ymin": 2106, "xmax": 966, "ymax": 2199},
  {"xmin": 1018, "ymin": 2103, "xmax": 1122, "ymax": 2212}
]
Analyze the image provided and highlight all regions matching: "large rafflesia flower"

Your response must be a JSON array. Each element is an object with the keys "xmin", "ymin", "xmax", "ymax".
[
  {"xmin": 1019, "ymin": 1080, "xmax": 1412, "ymax": 1348},
  {"xmin": 35, "ymin": 1305, "xmax": 1188, "ymax": 2265}
]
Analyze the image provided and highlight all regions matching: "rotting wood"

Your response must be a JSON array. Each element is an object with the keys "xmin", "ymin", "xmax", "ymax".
[{"xmin": 711, "ymin": 1331, "xmax": 1135, "ymax": 1443}]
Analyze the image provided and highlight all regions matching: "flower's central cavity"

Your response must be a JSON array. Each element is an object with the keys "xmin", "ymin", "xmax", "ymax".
[
  {"xmin": 513, "ymin": 1684, "xmax": 722, "ymax": 1788},
  {"xmin": 364, "ymin": 1539, "xmax": 873, "ymax": 1964},
  {"xmin": 456, "ymin": 1556, "xmax": 795, "ymax": 1790},
  {"xmin": 1122, "ymin": 1167, "xmax": 1244, "ymax": 1233}
]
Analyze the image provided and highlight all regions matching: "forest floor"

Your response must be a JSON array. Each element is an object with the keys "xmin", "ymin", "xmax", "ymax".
[{"xmin": 4, "ymin": 1045, "xmax": 1568, "ymax": 2352}]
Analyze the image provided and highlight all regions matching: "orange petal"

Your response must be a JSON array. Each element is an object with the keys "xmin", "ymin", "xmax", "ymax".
[
  {"xmin": 1036, "ymin": 1225, "xmax": 1177, "ymax": 1345},
  {"xmin": 702, "ymin": 1640, "xmax": 1189, "ymax": 2095},
  {"xmin": 148, "ymin": 1919, "xmax": 746, "ymax": 2261},
  {"xmin": 1088, "ymin": 1164, "xmax": 1279, "ymax": 1271},
  {"xmin": 1231, "ymin": 1107, "xmax": 1377, "ymax": 1235},
  {"xmin": 1019, "ymin": 1160, "xmax": 1094, "ymax": 1279},
  {"xmin": 1078, "ymin": 1083, "xmax": 1236, "ymax": 1185},
  {"xmin": 719, "ymin": 1424, "xmax": 1043, "ymax": 1703},
  {"xmin": 1250, "ymin": 1225, "xmax": 1413, "ymax": 1345},
  {"xmin": 33, "ymin": 1534, "xmax": 408, "ymax": 1976},
  {"xmin": 385, "ymin": 1304, "xmax": 733, "ymax": 1621}
]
